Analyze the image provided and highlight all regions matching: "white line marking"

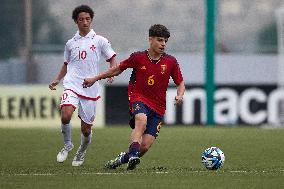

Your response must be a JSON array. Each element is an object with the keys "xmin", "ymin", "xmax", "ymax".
[
  {"xmin": 3, "ymin": 170, "xmax": 283, "ymax": 176},
  {"xmin": 155, "ymin": 171, "xmax": 169, "ymax": 174},
  {"xmin": 230, "ymin": 171, "xmax": 248, "ymax": 173},
  {"xmin": 6, "ymin": 171, "xmax": 169, "ymax": 176},
  {"xmin": 13, "ymin": 173, "xmax": 55, "ymax": 176}
]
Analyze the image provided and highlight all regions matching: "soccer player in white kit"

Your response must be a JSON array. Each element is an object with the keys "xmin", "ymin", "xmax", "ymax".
[{"xmin": 49, "ymin": 5, "xmax": 117, "ymax": 166}]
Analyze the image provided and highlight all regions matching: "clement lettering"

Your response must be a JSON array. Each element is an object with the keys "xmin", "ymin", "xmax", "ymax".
[
  {"xmin": 19, "ymin": 97, "xmax": 36, "ymax": 118},
  {"xmin": 40, "ymin": 97, "xmax": 47, "ymax": 118},
  {"xmin": 8, "ymin": 97, "xmax": 16, "ymax": 119}
]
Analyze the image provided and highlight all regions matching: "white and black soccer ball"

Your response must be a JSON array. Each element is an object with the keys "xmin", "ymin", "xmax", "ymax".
[{"xmin": 201, "ymin": 147, "xmax": 225, "ymax": 170}]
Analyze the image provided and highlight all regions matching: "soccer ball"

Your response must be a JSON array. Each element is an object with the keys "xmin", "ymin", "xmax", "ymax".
[{"xmin": 201, "ymin": 147, "xmax": 225, "ymax": 170}]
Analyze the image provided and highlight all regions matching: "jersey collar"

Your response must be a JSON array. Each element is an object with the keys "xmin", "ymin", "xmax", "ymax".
[
  {"xmin": 74, "ymin": 29, "xmax": 96, "ymax": 40},
  {"xmin": 146, "ymin": 50, "xmax": 164, "ymax": 64}
]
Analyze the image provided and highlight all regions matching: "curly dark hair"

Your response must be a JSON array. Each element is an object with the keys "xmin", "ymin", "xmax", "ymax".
[
  {"xmin": 72, "ymin": 5, "xmax": 94, "ymax": 22},
  {"xmin": 149, "ymin": 24, "xmax": 170, "ymax": 38}
]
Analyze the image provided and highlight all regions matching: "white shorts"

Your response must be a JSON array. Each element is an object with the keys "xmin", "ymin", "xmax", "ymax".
[{"xmin": 60, "ymin": 90, "xmax": 98, "ymax": 124}]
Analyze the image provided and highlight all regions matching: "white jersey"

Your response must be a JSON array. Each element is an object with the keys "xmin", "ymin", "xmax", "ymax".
[{"xmin": 63, "ymin": 29, "xmax": 116, "ymax": 100}]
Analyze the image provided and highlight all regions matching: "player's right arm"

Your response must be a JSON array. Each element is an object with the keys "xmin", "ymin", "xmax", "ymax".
[
  {"xmin": 49, "ymin": 64, "xmax": 67, "ymax": 90},
  {"xmin": 83, "ymin": 65, "xmax": 123, "ymax": 88},
  {"xmin": 49, "ymin": 42, "xmax": 70, "ymax": 90}
]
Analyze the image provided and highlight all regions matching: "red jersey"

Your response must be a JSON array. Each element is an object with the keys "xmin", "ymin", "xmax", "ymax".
[{"xmin": 119, "ymin": 51, "xmax": 183, "ymax": 115}]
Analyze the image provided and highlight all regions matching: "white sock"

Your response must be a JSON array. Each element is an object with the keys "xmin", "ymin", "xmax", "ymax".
[
  {"xmin": 61, "ymin": 123, "xmax": 72, "ymax": 146},
  {"xmin": 79, "ymin": 130, "xmax": 92, "ymax": 152}
]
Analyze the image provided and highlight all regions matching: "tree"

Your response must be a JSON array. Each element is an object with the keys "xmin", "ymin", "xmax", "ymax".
[
  {"xmin": 257, "ymin": 21, "xmax": 278, "ymax": 54},
  {"xmin": 0, "ymin": 0, "xmax": 64, "ymax": 59}
]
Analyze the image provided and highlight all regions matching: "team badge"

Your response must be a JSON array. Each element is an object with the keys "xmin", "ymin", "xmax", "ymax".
[
  {"xmin": 90, "ymin": 44, "xmax": 96, "ymax": 51},
  {"xmin": 161, "ymin": 65, "xmax": 167, "ymax": 74}
]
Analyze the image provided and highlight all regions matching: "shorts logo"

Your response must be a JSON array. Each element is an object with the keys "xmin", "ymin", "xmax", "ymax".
[
  {"xmin": 134, "ymin": 104, "xmax": 141, "ymax": 111},
  {"xmin": 156, "ymin": 122, "xmax": 162, "ymax": 132},
  {"xmin": 161, "ymin": 65, "xmax": 167, "ymax": 74},
  {"xmin": 61, "ymin": 93, "xmax": 68, "ymax": 101}
]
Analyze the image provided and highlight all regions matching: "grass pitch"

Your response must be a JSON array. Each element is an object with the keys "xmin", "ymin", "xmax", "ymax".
[{"xmin": 0, "ymin": 126, "xmax": 284, "ymax": 189}]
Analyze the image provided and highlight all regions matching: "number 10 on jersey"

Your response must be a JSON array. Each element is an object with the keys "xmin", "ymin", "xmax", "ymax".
[{"xmin": 78, "ymin": 50, "xmax": 87, "ymax": 60}]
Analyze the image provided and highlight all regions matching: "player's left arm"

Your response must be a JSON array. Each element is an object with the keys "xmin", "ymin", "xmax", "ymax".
[{"xmin": 175, "ymin": 81, "xmax": 185, "ymax": 105}]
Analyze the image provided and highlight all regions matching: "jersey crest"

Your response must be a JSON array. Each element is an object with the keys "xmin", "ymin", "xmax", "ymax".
[
  {"xmin": 90, "ymin": 44, "xmax": 96, "ymax": 51},
  {"xmin": 161, "ymin": 64, "xmax": 167, "ymax": 74}
]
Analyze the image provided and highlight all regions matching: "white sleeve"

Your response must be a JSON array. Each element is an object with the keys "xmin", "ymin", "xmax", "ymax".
[
  {"xmin": 64, "ymin": 43, "xmax": 71, "ymax": 64},
  {"xmin": 100, "ymin": 37, "xmax": 116, "ymax": 61}
]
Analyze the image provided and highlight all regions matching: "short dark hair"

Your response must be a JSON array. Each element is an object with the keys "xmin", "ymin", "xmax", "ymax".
[
  {"xmin": 149, "ymin": 24, "xmax": 170, "ymax": 38},
  {"xmin": 72, "ymin": 5, "xmax": 94, "ymax": 22}
]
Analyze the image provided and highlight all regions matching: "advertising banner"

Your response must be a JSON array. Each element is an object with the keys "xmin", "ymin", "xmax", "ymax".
[
  {"xmin": 105, "ymin": 85, "xmax": 284, "ymax": 125},
  {"xmin": 0, "ymin": 85, "xmax": 105, "ymax": 128}
]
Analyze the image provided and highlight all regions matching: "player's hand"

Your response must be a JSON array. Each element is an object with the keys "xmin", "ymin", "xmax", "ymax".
[
  {"xmin": 49, "ymin": 79, "xmax": 60, "ymax": 90},
  {"xmin": 83, "ymin": 78, "xmax": 96, "ymax": 88},
  {"xmin": 107, "ymin": 77, "xmax": 114, "ymax": 84},
  {"xmin": 175, "ymin": 95, "xmax": 183, "ymax": 105}
]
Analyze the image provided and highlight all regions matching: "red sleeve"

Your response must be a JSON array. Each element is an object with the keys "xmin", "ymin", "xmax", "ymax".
[
  {"xmin": 119, "ymin": 53, "xmax": 136, "ymax": 71},
  {"xmin": 171, "ymin": 62, "xmax": 184, "ymax": 85}
]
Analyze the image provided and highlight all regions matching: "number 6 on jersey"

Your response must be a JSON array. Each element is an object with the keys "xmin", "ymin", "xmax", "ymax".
[{"xmin": 148, "ymin": 75, "xmax": 155, "ymax": 85}]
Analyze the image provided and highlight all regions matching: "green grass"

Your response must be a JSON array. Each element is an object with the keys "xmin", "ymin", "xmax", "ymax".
[{"xmin": 0, "ymin": 126, "xmax": 284, "ymax": 189}]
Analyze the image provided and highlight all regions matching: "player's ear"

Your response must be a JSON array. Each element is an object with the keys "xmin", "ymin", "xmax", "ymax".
[{"xmin": 149, "ymin": 37, "xmax": 153, "ymax": 44}]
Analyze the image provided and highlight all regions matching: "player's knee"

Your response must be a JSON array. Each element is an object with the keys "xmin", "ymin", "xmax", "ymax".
[
  {"xmin": 61, "ymin": 106, "xmax": 75, "ymax": 124},
  {"xmin": 135, "ymin": 114, "xmax": 147, "ymax": 128}
]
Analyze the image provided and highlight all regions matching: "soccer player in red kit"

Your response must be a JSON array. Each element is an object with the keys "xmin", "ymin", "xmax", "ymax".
[{"xmin": 83, "ymin": 24, "xmax": 185, "ymax": 170}]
